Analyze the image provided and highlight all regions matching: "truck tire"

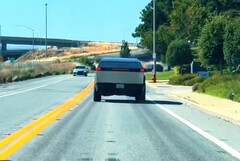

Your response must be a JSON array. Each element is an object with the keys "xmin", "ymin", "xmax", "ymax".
[
  {"xmin": 135, "ymin": 84, "xmax": 145, "ymax": 102},
  {"xmin": 93, "ymin": 88, "xmax": 101, "ymax": 102}
]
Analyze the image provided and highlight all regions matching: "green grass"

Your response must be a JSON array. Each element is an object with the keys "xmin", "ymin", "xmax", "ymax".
[
  {"xmin": 145, "ymin": 71, "xmax": 175, "ymax": 81},
  {"xmin": 198, "ymin": 74, "xmax": 240, "ymax": 102}
]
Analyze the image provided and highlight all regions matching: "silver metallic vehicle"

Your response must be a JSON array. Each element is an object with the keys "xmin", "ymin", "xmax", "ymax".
[
  {"xmin": 73, "ymin": 66, "xmax": 88, "ymax": 76},
  {"xmin": 93, "ymin": 57, "xmax": 145, "ymax": 102}
]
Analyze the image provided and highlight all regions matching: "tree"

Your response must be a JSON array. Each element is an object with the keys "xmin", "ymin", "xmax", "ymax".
[
  {"xmin": 132, "ymin": 0, "xmax": 173, "ymax": 38},
  {"xmin": 120, "ymin": 41, "xmax": 131, "ymax": 58},
  {"xmin": 133, "ymin": 0, "xmax": 239, "ymax": 67},
  {"xmin": 156, "ymin": 25, "xmax": 175, "ymax": 62},
  {"xmin": 224, "ymin": 17, "xmax": 240, "ymax": 71},
  {"xmin": 198, "ymin": 16, "xmax": 227, "ymax": 73},
  {"xmin": 132, "ymin": 0, "xmax": 175, "ymax": 59},
  {"xmin": 166, "ymin": 39, "xmax": 193, "ymax": 71},
  {"xmin": 198, "ymin": 0, "xmax": 240, "ymax": 14},
  {"xmin": 169, "ymin": 0, "xmax": 211, "ymax": 44}
]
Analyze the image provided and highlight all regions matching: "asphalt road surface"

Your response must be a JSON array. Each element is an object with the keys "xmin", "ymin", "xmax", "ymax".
[{"xmin": 0, "ymin": 75, "xmax": 240, "ymax": 161}]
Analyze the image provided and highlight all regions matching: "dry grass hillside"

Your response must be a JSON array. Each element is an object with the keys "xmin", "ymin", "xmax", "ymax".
[{"xmin": 18, "ymin": 42, "xmax": 137, "ymax": 62}]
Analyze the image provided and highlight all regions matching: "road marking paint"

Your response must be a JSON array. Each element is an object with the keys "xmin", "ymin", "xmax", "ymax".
[
  {"xmin": 0, "ymin": 81, "xmax": 94, "ymax": 160},
  {"xmin": 0, "ymin": 77, "xmax": 72, "ymax": 98},
  {"xmin": 147, "ymin": 96, "xmax": 240, "ymax": 160}
]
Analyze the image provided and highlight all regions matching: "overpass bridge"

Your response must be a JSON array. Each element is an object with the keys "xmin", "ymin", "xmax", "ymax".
[
  {"xmin": 0, "ymin": 36, "xmax": 89, "ymax": 50},
  {"xmin": 0, "ymin": 36, "xmax": 90, "ymax": 60}
]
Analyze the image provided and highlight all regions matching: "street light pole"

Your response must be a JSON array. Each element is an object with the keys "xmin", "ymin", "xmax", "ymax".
[
  {"xmin": 152, "ymin": 0, "xmax": 157, "ymax": 83},
  {"xmin": 16, "ymin": 25, "xmax": 34, "ymax": 51},
  {"xmin": 45, "ymin": 3, "xmax": 48, "ymax": 59}
]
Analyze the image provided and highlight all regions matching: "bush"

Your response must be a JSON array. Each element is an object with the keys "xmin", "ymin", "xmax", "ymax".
[
  {"xmin": 6, "ymin": 77, "xmax": 12, "ymax": 83},
  {"xmin": 19, "ymin": 70, "xmax": 32, "ymax": 81},
  {"xmin": 0, "ymin": 62, "xmax": 76, "ymax": 84},
  {"xmin": 78, "ymin": 57, "xmax": 93, "ymax": 66},
  {"xmin": 192, "ymin": 83, "xmax": 200, "ymax": 91},
  {"xmin": 0, "ymin": 77, "xmax": 6, "ymax": 83},
  {"xmin": 204, "ymin": 80, "xmax": 240, "ymax": 102},
  {"xmin": 169, "ymin": 74, "xmax": 196, "ymax": 85},
  {"xmin": 197, "ymin": 74, "xmax": 240, "ymax": 102},
  {"xmin": 198, "ymin": 74, "xmax": 235, "ymax": 92},
  {"xmin": 120, "ymin": 41, "xmax": 131, "ymax": 58},
  {"xmin": 184, "ymin": 77, "xmax": 205, "ymax": 86},
  {"xmin": 54, "ymin": 71, "xmax": 60, "ymax": 75}
]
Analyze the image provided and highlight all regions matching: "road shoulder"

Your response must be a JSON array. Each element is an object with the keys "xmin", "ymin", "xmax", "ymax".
[{"xmin": 146, "ymin": 81, "xmax": 240, "ymax": 126}]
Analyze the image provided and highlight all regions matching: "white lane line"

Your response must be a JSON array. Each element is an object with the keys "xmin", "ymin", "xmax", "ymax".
[
  {"xmin": 147, "ymin": 96, "xmax": 240, "ymax": 160},
  {"xmin": 0, "ymin": 76, "xmax": 63, "ymax": 92},
  {"xmin": 0, "ymin": 77, "xmax": 72, "ymax": 98}
]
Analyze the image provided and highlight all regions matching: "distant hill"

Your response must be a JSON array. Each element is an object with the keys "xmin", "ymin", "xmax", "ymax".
[{"xmin": 17, "ymin": 42, "xmax": 137, "ymax": 62}]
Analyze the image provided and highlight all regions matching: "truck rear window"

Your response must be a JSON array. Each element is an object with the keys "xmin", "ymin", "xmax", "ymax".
[{"xmin": 99, "ymin": 61, "xmax": 142, "ymax": 69}]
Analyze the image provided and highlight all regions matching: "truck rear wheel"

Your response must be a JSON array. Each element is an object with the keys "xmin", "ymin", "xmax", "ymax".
[
  {"xmin": 135, "ymin": 85, "xmax": 145, "ymax": 102},
  {"xmin": 93, "ymin": 88, "xmax": 101, "ymax": 102}
]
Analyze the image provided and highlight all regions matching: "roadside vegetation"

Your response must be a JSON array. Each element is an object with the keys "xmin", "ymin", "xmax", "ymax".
[
  {"xmin": 198, "ymin": 74, "xmax": 240, "ymax": 102},
  {"xmin": 0, "ymin": 61, "xmax": 75, "ymax": 84},
  {"xmin": 134, "ymin": 0, "xmax": 240, "ymax": 102},
  {"xmin": 145, "ymin": 71, "xmax": 175, "ymax": 81},
  {"xmin": 120, "ymin": 41, "xmax": 131, "ymax": 58},
  {"xmin": 18, "ymin": 42, "xmax": 137, "ymax": 63},
  {"xmin": 169, "ymin": 74, "xmax": 205, "ymax": 86},
  {"xmin": 167, "ymin": 72, "xmax": 240, "ymax": 102}
]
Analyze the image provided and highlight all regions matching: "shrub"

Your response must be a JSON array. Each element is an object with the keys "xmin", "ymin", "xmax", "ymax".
[
  {"xmin": 19, "ymin": 70, "xmax": 32, "ymax": 80},
  {"xmin": 184, "ymin": 77, "xmax": 205, "ymax": 86},
  {"xmin": 204, "ymin": 80, "xmax": 240, "ymax": 102},
  {"xmin": 60, "ymin": 70, "xmax": 66, "ymax": 75},
  {"xmin": 78, "ymin": 57, "xmax": 93, "ymax": 66},
  {"xmin": 120, "ymin": 41, "xmax": 131, "ymax": 58},
  {"xmin": 192, "ymin": 83, "xmax": 200, "ymax": 91},
  {"xmin": 197, "ymin": 74, "xmax": 240, "ymax": 102},
  {"xmin": 169, "ymin": 74, "xmax": 196, "ymax": 85},
  {"xmin": 0, "ymin": 77, "xmax": 6, "ymax": 83},
  {"xmin": 0, "ymin": 62, "xmax": 76, "ymax": 84},
  {"xmin": 6, "ymin": 76, "xmax": 13, "ymax": 83},
  {"xmin": 198, "ymin": 74, "xmax": 234, "ymax": 92}
]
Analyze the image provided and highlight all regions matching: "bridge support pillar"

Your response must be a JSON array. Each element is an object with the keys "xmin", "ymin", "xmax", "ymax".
[{"xmin": 2, "ymin": 43, "xmax": 7, "ymax": 51}]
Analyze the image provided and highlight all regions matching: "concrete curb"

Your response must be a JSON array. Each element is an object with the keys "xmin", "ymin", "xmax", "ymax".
[
  {"xmin": 146, "ymin": 81, "xmax": 157, "ymax": 89},
  {"xmin": 146, "ymin": 82, "xmax": 240, "ymax": 127},
  {"xmin": 168, "ymin": 93, "xmax": 240, "ymax": 127}
]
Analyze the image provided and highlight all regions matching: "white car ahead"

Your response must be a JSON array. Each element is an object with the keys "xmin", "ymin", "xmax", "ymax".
[{"xmin": 73, "ymin": 66, "xmax": 88, "ymax": 76}]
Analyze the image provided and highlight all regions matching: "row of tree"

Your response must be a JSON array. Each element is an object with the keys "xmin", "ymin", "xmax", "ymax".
[{"xmin": 133, "ymin": 0, "xmax": 240, "ymax": 73}]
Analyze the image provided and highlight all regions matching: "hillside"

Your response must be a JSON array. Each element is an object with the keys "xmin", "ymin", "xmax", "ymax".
[{"xmin": 17, "ymin": 42, "xmax": 137, "ymax": 62}]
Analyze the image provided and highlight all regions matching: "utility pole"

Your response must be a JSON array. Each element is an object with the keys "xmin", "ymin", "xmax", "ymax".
[
  {"xmin": 152, "ymin": 0, "xmax": 157, "ymax": 83},
  {"xmin": 45, "ymin": 3, "xmax": 48, "ymax": 59}
]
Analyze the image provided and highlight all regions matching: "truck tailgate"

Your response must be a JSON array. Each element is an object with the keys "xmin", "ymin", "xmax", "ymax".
[{"xmin": 96, "ymin": 71, "xmax": 144, "ymax": 84}]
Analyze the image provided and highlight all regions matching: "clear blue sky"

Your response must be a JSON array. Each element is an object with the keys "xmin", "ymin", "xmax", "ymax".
[{"xmin": 0, "ymin": 0, "xmax": 149, "ymax": 43}]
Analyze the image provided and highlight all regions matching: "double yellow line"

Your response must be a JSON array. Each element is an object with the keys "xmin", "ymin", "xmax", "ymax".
[{"xmin": 0, "ymin": 81, "xmax": 94, "ymax": 160}]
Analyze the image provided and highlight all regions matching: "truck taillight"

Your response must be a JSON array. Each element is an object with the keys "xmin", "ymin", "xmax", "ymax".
[
  {"xmin": 97, "ymin": 67, "xmax": 102, "ymax": 72},
  {"xmin": 140, "ymin": 69, "xmax": 145, "ymax": 73}
]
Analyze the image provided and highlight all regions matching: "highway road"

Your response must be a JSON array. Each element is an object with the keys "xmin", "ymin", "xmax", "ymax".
[{"xmin": 0, "ymin": 75, "xmax": 240, "ymax": 161}]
